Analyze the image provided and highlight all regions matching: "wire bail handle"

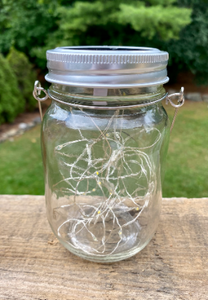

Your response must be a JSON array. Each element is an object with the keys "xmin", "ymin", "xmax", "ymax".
[
  {"xmin": 166, "ymin": 87, "xmax": 185, "ymax": 133},
  {"xmin": 33, "ymin": 80, "xmax": 49, "ymax": 121},
  {"xmin": 33, "ymin": 80, "xmax": 185, "ymax": 130}
]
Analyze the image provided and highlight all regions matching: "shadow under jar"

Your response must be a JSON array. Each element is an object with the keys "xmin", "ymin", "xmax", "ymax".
[{"xmin": 40, "ymin": 46, "xmax": 171, "ymax": 262}]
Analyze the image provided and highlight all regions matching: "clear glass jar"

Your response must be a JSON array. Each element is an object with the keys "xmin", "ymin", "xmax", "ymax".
[
  {"xmin": 41, "ymin": 84, "xmax": 169, "ymax": 262},
  {"xmin": 34, "ymin": 46, "xmax": 182, "ymax": 262}
]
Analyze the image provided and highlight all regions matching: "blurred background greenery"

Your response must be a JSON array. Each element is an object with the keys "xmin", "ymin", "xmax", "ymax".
[{"xmin": 0, "ymin": 0, "xmax": 207, "ymax": 197}]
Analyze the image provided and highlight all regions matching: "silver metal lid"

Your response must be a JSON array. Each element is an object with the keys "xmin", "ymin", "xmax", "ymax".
[{"xmin": 45, "ymin": 46, "xmax": 169, "ymax": 88}]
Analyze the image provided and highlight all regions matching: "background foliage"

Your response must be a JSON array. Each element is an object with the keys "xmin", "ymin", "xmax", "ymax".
[
  {"xmin": 1, "ymin": 0, "xmax": 208, "ymax": 81},
  {"xmin": 0, "ymin": 53, "xmax": 24, "ymax": 124},
  {"xmin": 0, "ymin": 0, "xmax": 207, "ymax": 113},
  {"xmin": 0, "ymin": 0, "xmax": 203, "ymax": 76},
  {"xmin": 7, "ymin": 48, "xmax": 36, "ymax": 110},
  {"xmin": 167, "ymin": 0, "xmax": 208, "ymax": 83}
]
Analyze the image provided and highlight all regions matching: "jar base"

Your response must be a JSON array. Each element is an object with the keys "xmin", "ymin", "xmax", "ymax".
[
  {"xmin": 49, "ymin": 202, "xmax": 156, "ymax": 262},
  {"xmin": 56, "ymin": 231, "xmax": 154, "ymax": 263}
]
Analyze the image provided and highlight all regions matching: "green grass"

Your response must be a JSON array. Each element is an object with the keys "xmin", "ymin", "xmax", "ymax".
[
  {"xmin": 0, "ymin": 101, "xmax": 207, "ymax": 197},
  {"xmin": 163, "ymin": 101, "xmax": 208, "ymax": 198},
  {"xmin": 0, "ymin": 126, "xmax": 44, "ymax": 194}
]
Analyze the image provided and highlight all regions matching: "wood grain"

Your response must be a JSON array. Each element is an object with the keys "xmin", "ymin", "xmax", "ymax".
[{"xmin": 0, "ymin": 195, "xmax": 208, "ymax": 300}]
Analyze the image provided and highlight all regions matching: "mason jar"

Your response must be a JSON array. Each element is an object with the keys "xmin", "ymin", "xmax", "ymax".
[{"xmin": 33, "ymin": 46, "xmax": 184, "ymax": 262}]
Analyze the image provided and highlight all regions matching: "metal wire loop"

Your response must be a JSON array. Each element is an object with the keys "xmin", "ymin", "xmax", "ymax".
[
  {"xmin": 33, "ymin": 80, "xmax": 49, "ymax": 121},
  {"xmin": 166, "ymin": 87, "xmax": 185, "ymax": 133},
  {"xmin": 33, "ymin": 80, "xmax": 49, "ymax": 102},
  {"xmin": 166, "ymin": 87, "xmax": 185, "ymax": 108}
]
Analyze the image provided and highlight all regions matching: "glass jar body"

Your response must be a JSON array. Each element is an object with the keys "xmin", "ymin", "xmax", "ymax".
[{"xmin": 42, "ymin": 87, "xmax": 169, "ymax": 262}]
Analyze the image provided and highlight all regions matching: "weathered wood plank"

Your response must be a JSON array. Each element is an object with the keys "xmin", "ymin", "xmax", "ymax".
[{"xmin": 0, "ymin": 195, "xmax": 208, "ymax": 300}]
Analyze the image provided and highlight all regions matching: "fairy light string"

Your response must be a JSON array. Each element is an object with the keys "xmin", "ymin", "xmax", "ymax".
[{"xmin": 53, "ymin": 108, "xmax": 161, "ymax": 256}]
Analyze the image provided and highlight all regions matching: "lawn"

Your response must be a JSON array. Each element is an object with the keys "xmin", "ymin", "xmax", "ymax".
[
  {"xmin": 0, "ymin": 101, "xmax": 207, "ymax": 197},
  {"xmin": 0, "ymin": 125, "xmax": 44, "ymax": 195},
  {"xmin": 163, "ymin": 100, "xmax": 208, "ymax": 198}
]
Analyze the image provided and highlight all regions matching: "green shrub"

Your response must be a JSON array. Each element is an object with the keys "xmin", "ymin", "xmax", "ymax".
[
  {"xmin": 7, "ymin": 48, "xmax": 36, "ymax": 110},
  {"xmin": 166, "ymin": 0, "xmax": 208, "ymax": 84},
  {"xmin": 0, "ymin": 53, "xmax": 25, "ymax": 124},
  {"xmin": 2, "ymin": 0, "xmax": 207, "ymax": 83}
]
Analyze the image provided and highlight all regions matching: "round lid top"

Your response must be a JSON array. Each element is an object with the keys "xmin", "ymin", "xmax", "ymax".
[{"xmin": 45, "ymin": 46, "xmax": 169, "ymax": 88}]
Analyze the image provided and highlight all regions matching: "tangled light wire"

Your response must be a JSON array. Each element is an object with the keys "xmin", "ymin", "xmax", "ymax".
[{"xmin": 53, "ymin": 108, "xmax": 161, "ymax": 256}]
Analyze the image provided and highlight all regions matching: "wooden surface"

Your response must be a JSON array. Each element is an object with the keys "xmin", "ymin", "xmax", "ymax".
[{"xmin": 1, "ymin": 195, "xmax": 208, "ymax": 300}]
